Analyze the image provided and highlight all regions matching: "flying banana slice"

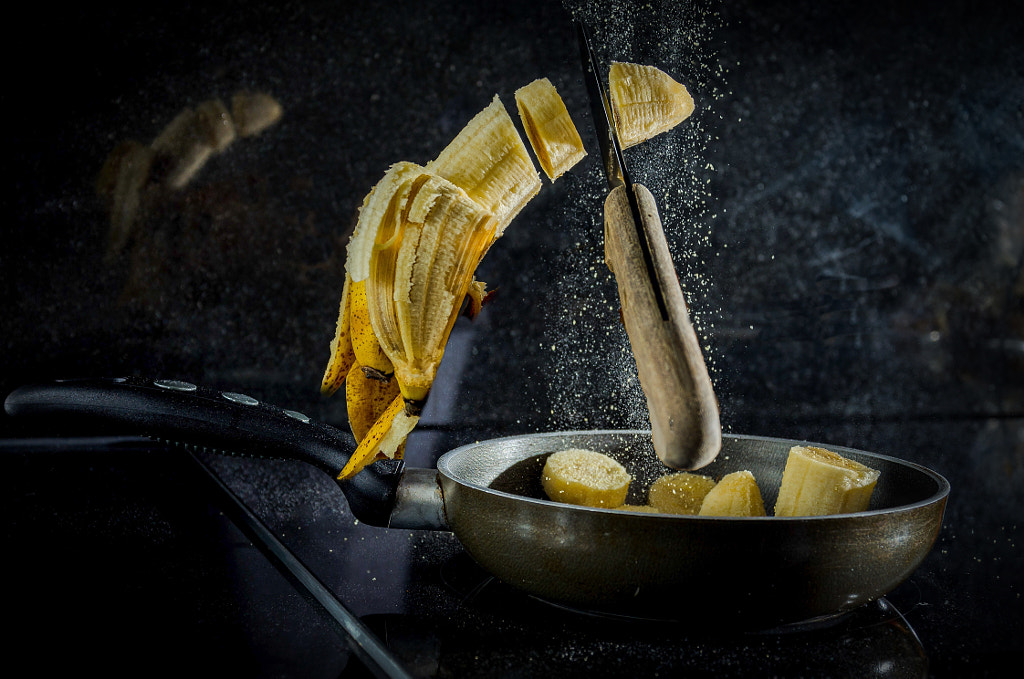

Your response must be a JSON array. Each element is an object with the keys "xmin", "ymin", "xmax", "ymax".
[
  {"xmin": 346, "ymin": 161, "xmax": 497, "ymax": 404},
  {"xmin": 608, "ymin": 61, "xmax": 695, "ymax": 149},
  {"xmin": 427, "ymin": 95, "xmax": 541, "ymax": 237},
  {"xmin": 647, "ymin": 472, "xmax": 716, "ymax": 515},
  {"xmin": 514, "ymin": 78, "xmax": 587, "ymax": 181},
  {"xmin": 774, "ymin": 446, "xmax": 881, "ymax": 517},
  {"xmin": 698, "ymin": 470, "xmax": 766, "ymax": 517},
  {"xmin": 541, "ymin": 448, "xmax": 631, "ymax": 508}
]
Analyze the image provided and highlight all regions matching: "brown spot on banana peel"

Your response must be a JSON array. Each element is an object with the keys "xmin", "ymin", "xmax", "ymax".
[{"xmin": 360, "ymin": 366, "xmax": 394, "ymax": 382}]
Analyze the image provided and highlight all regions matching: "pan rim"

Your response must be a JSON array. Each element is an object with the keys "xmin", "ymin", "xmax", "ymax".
[{"xmin": 435, "ymin": 429, "xmax": 951, "ymax": 520}]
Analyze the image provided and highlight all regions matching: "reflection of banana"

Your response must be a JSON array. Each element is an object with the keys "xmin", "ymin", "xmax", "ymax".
[
  {"xmin": 699, "ymin": 470, "xmax": 766, "ymax": 517},
  {"xmin": 541, "ymin": 448, "xmax": 631, "ymax": 508},
  {"xmin": 97, "ymin": 90, "xmax": 282, "ymax": 259},
  {"xmin": 515, "ymin": 78, "xmax": 587, "ymax": 181},
  {"xmin": 647, "ymin": 472, "xmax": 716, "ymax": 515},
  {"xmin": 774, "ymin": 446, "xmax": 880, "ymax": 517},
  {"xmin": 608, "ymin": 62, "xmax": 694, "ymax": 149}
]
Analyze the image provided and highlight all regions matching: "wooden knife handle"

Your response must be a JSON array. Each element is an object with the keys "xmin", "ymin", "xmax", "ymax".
[{"xmin": 604, "ymin": 183, "xmax": 721, "ymax": 469}]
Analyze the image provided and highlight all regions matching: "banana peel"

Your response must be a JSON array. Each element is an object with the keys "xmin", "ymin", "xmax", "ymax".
[
  {"xmin": 338, "ymin": 394, "xmax": 418, "ymax": 480},
  {"xmin": 345, "ymin": 362, "xmax": 401, "ymax": 443},
  {"xmin": 321, "ymin": 273, "xmax": 355, "ymax": 397}
]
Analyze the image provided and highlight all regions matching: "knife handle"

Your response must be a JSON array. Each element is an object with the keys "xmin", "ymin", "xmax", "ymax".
[
  {"xmin": 604, "ymin": 183, "xmax": 721, "ymax": 469},
  {"xmin": 3, "ymin": 376, "xmax": 403, "ymax": 526}
]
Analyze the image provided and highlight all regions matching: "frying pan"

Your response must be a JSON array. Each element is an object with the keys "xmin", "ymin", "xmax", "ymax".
[{"xmin": 4, "ymin": 376, "xmax": 949, "ymax": 630}]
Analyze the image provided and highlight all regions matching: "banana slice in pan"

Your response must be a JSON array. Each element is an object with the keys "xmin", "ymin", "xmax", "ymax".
[
  {"xmin": 774, "ymin": 446, "xmax": 880, "ymax": 516},
  {"xmin": 541, "ymin": 448, "xmax": 631, "ymax": 508},
  {"xmin": 699, "ymin": 470, "xmax": 766, "ymax": 517},
  {"xmin": 647, "ymin": 472, "xmax": 716, "ymax": 515}
]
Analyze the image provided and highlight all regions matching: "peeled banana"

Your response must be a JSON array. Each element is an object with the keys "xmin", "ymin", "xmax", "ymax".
[
  {"xmin": 698, "ymin": 470, "xmax": 766, "ymax": 517},
  {"xmin": 346, "ymin": 161, "xmax": 498, "ymax": 404},
  {"xmin": 326, "ymin": 92, "xmax": 549, "ymax": 479},
  {"xmin": 608, "ymin": 61, "xmax": 694, "ymax": 149},
  {"xmin": 647, "ymin": 472, "xmax": 716, "ymax": 515},
  {"xmin": 514, "ymin": 78, "xmax": 587, "ymax": 181},
  {"xmin": 774, "ymin": 446, "xmax": 881, "ymax": 517},
  {"xmin": 541, "ymin": 448, "xmax": 632, "ymax": 508}
]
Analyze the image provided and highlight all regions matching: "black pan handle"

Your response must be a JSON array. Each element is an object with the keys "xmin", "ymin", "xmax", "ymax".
[{"xmin": 3, "ymin": 376, "xmax": 402, "ymax": 527}]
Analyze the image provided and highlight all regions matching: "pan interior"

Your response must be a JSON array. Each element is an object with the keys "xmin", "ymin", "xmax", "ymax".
[{"xmin": 437, "ymin": 431, "xmax": 948, "ymax": 514}]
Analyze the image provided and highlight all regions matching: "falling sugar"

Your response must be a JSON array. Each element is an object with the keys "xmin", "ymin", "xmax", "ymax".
[{"xmin": 544, "ymin": 0, "xmax": 730, "ymax": 432}]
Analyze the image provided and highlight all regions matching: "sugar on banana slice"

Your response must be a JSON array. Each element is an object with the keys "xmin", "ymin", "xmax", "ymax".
[
  {"xmin": 774, "ymin": 446, "xmax": 881, "ymax": 517},
  {"xmin": 647, "ymin": 472, "xmax": 716, "ymax": 515},
  {"xmin": 541, "ymin": 448, "xmax": 631, "ymax": 508},
  {"xmin": 698, "ymin": 470, "xmax": 766, "ymax": 517}
]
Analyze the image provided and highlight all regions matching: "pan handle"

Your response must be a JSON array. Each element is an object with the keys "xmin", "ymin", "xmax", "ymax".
[{"xmin": 3, "ymin": 376, "xmax": 404, "ymax": 527}]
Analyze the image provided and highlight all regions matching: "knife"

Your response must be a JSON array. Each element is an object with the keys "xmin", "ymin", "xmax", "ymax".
[{"xmin": 575, "ymin": 21, "xmax": 721, "ymax": 470}]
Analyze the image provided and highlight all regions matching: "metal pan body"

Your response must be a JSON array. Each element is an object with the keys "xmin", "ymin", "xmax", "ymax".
[{"xmin": 437, "ymin": 431, "xmax": 948, "ymax": 629}]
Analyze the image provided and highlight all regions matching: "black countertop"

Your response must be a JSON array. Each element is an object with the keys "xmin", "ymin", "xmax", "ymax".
[{"xmin": 2, "ymin": 0, "xmax": 1021, "ymax": 676}]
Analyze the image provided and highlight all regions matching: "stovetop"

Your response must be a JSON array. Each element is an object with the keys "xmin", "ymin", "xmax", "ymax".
[{"xmin": 1, "ymin": 427, "xmax": 1015, "ymax": 678}]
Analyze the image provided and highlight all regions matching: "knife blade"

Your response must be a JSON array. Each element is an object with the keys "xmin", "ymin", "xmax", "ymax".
[{"xmin": 575, "ymin": 20, "xmax": 668, "ymax": 320}]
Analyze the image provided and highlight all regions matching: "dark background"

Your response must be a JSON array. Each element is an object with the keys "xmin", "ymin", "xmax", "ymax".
[{"xmin": 2, "ymin": 0, "xmax": 1021, "ymax": 676}]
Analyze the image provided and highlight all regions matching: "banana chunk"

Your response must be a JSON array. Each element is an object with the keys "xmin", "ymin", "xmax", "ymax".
[
  {"xmin": 699, "ymin": 470, "xmax": 766, "ymax": 517},
  {"xmin": 608, "ymin": 61, "xmax": 695, "ymax": 149},
  {"xmin": 514, "ymin": 78, "xmax": 587, "ymax": 181},
  {"xmin": 647, "ymin": 472, "xmax": 716, "ymax": 515},
  {"xmin": 541, "ymin": 449, "xmax": 631, "ymax": 508},
  {"xmin": 774, "ymin": 446, "xmax": 881, "ymax": 517}
]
